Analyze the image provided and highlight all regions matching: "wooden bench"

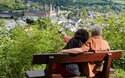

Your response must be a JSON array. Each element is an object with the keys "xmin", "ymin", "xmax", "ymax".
[{"xmin": 25, "ymin": 50, "xmax": 122, "ymax": 78}]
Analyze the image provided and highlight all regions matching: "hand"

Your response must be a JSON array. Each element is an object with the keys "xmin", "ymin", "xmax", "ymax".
[{"xmin": 58, "ymin": 28, "xmax": 62, "ymax": 33}]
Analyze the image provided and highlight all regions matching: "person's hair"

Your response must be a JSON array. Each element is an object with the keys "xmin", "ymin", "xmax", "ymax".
[
  {"xmin": 92, "ymin": 25, "xmax": 102, "ymax": 36},
  {"xmin": 74, "ymin": 29, "xmax": 89, "ymax": 43}
]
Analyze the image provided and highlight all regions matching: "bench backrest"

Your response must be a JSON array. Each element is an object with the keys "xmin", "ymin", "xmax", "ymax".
[{"xmin": 33, "ymin": 50, "xmax": 122, "ymax": 64}]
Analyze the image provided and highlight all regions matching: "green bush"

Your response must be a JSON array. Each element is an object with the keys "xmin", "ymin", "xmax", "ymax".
[
  {"xmin": 101, "ymin": 15, "xmax": 125, "ymax": 70},
  {"xmin": 0, "ymin": 18, "xmax": 73, "ymax": 78}
]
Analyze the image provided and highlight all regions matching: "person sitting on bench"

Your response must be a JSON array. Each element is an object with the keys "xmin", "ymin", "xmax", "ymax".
[
  {"xmin": 53, "ymin": 29, "xmax": 89, "ymax": 77},
  {"xmin": 58, "ymin": 25, "xmax": 110, "ymax": 77}
]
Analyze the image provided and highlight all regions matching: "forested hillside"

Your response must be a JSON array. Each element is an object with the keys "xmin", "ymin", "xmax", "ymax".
[
  {"xmin": 30, "ymin": 0, "xmax": 73, "ymax": 6},
  {"xmin": 30, "ymin": 0, "xmax": 125, "ymax": 4},
  {"xmin": 112, "ymin": 0, "xmax": 125, "ymax": 4},
  {"xmin": 0, "ymin": 0, "xmax": 29, "ymax": 12},
  {"xmin": 76, "ymin": 0, "xmax": 106, "ymax": 3}
]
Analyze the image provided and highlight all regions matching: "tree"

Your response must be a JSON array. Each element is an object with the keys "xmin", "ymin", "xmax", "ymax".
[
  {"xmin": 25, "ymin": 0, "xmax": 28, "ymax": 4},
  {"xmin": 26, "ymin": 18, "xmax": 35, "ymax": 24},
  {"xmin": 31, "ymin": 3, "xmax": 38, "ymax": 9},
  {"xmin": 21, "ymin": 11, "xmax": 26, "ymax": 16},
  {"xmin": 0, "ymin": 19, "xmax": 6, "ymax": 27},
  {"xmin": 38, "ymin": 16, "xmax": 43, "ymax": 29},
  {"xmin": 83, "ymin": 10, "xmax": 88, "ymax": 18},
  {"xmin": 10, "ymin": 15, "xmax": 14, "ymax": 19}
]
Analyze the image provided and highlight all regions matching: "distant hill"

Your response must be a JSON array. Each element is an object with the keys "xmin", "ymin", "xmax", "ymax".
[
  {"xmin": 112, "ymin": 0, "xmax": 125, "ymax": 4},
  {"xmin": 30, "ymin": 0, "xmax": 125, "ymax": 5},
  {"xmin": 76, "ymin": 0, "xmax": 125, "ymax": 4},
  {"xmin": 30, "ymin": 0, "xmax": 73, "ymax": 5},
  {"xmin": 76, "ymin": 0, "xmax": 106, "ymax": 3}
]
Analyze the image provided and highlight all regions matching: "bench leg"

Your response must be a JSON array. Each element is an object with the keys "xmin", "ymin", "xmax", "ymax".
[
  {"xmin": 45, "ymin": 56, "xmax": 54, "ymax": 78},
  {"xmin": 102, "ymin": 53, "xmax": 112, "ymax": 78}
]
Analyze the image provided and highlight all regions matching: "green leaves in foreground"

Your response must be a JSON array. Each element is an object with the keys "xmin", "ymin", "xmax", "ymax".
[{"xmin": 0, "ymin": 18, "xmax": 72, "ymax": 78}]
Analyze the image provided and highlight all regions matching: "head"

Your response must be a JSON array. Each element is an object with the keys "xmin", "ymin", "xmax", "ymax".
[
  {"xmin": 91, "ymin": 26, "xmax": 102, "ymax": 36},
  {"xmin": 74, "ymin": 29, "xmax": 89, "ymax": 43}
]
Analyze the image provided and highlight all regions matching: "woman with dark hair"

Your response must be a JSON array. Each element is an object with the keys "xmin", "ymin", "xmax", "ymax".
[
  {"xmin": 52, "ymin": 29, "xmax": 89, "ymax": 77},
  {"xmin": 63, "ymin": 29, "xmax": 89, "ymax": 49}
]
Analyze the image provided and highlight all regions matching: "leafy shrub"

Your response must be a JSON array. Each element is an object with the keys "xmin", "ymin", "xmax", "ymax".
[
  {"xmin": 0, "ymin": 18, "xmax": 73, "ymax": 78},
  {"xmin": 101, "ymin": 15, "xmax": 125, "ymax": 70}
]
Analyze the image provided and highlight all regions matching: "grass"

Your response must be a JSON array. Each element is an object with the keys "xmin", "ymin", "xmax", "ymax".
[
  {"xmin": 109, "ymin": 68, "xmax": 125, "ymax": 78},
  {"xmin": 0, "ymin": 17, "xmax": 10, "ymax": 20}
]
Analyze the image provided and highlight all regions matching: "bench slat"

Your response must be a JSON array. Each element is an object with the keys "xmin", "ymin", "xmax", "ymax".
[
  {"xmin": 25, "ymin": 70, "xmax": 45, "ymax": 78},
  {"xmin": 25, "ymin": 70, "xmax": 63, "ymax": 78},
  {"xmin": 33, "ymin": 50, "xmax": 122, "ymax": 64}
]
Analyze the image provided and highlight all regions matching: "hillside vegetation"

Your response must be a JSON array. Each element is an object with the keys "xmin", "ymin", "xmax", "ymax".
[
  {"xmin": 76, "ymin": 0, "xmax": 106, "ymax": 3},
  {"xmin": 0, "ymin": 0, "xmax": 30, "ymax": 12},
  {"xmin": 77, "ymin": 0, "xmax": 125, "ymax": 4},
  {"xmin": 112, "ymin": 0, "xmax": 125, "ymax": 4},
  {"xmin": 30, "ymin": 0, "xmax": 125, "ymax": 4}
]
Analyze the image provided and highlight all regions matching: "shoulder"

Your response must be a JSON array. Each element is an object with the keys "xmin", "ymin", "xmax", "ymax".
[
  {"xmin": 85, "ymin": 37, "xmax": 93, "ymax": 43},
  {"xmin": 69, "ymin": 37, "xmax": 76, "ymax": 41},
  {"xmin": 68, "ymin": 38, "xmax": 79, "ymax": 44},
  {"xmin": 64, "ymin": 36, "xmax": 72, "ymax": 39},
  {"xmin": 64, "ymin": 36, "xmax": 72, "ymax": 43},
  {"xmin": 69, "ymin": 38, "xmax": 84, "ymax": 46},
  {"xmin": 102, "ymin": 39, "xmax": 109, "ymax": 45}
]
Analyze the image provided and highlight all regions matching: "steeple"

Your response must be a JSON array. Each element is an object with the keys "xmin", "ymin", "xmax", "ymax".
[
  {"xmin": 43, "ymin": 3, "xmax": 47, "ymax": 16},
  {"xmin": 80, "ymin": 10, "xmax": 83, "ymax": 16},
  {"xmin": 52, "ymin": 6, "xmax": 54, "ymax": 10},
  {"xmin": 56, "ymin": 6, "xmax": 59, "ymax": 16},
  {"xmin": 49, "ymin": 4, "xmax": 52, "ymax": 17}
]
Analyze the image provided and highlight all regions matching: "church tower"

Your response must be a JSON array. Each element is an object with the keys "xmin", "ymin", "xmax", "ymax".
[
  {"xmin": 75, "ymin": 11, "xmax": 79, "ymax": 16},
  {"xmin": 56, "ymin": 6, "xmax": 60, "ymax": 16},
  {"xmin": 75, "ymin": 8, "xmax": 79, "ymax": 16},
  {"xmin": 49, "ymin": 4, "xmax": 52, "ymax": 17},
  {"xmin": 43, "ymin": 3, "xmax": 47, "ymax": 16},
  {"xmin": 80, "ymin": 10, "xmax": 83, "ymax": 16},
  {"xmin": 52, "ymin": 6, "xmax": 54, "ymax": 10}
]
